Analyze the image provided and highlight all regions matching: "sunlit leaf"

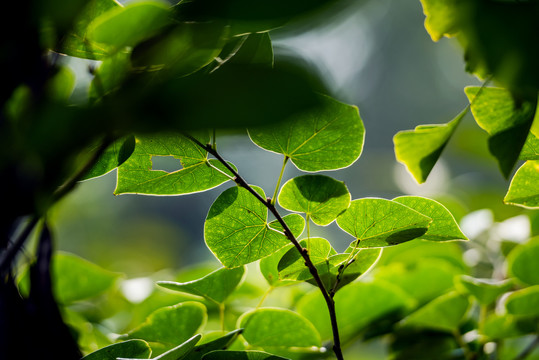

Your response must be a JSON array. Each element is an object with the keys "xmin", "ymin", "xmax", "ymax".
[
  {"xmin": 115, "ymin": 132, "xmax": 234, "ymax": 195},
  {"xmin": 47, "ymin": 66, "xmax": 76, "ymax": 101},
  {"xmin": 122, "ymin": 302, "xmax": 207, "ymax": 349},
  {"xmin": 277, "ymin": 237, "xmax": 333, "ymax": 281},
  {"xmin": 336, "ymin": 198, "xmax": 432, "ymax": 248},
  {"xmin": 465, "ymin": 87, "xmax": 537, "ymax": 178},
  {"xmin": 202, "ymin": 350, "xmax": 289, "ymax": 360},
  {"xmin": 505, "ymin": 285, "xmax": 539, "ymax": 317},
  {"xmin": 278, "ymin": 175, "xmax": 350, "ymax": 226},
  {"xmin": 394, "ymin": 108, "xmax": 466, "ymax": 183},
  {"xmin": 267, "ymin": 214, "xmax": 305, "ymax": 239},
  {"xmin": 400, "ymin": 291, "xmax": 469, "ymax": 332},
  {"xmin": 419, "ymin": 0, "xmax": 459, "ymax": 41},
  {"xmin": 392, "ymin": 196, "xmax": 467, "ymax": 242},
  {"xmin": 248, "ymin": 94, "xmax": 364, "ymax": 172},
  {"xmin": 456, "ymin": 275, "xmax": 513, "ymax": 306},
  {"xmin": 482, "ymin": 314, "xmax": 538, "ymax": 339},
  {"xmin": 82, "ymin": 340, "xmax": 152, "ymax": 360},
  {"xmin": 504, "ymin": 161, "xmax": 539, "ymax": 209},
  {"xmin": 120, "ymin": 335, "xmax": 201, "ymax": 360},
  {"xmin": 82, "ymin": 135, "xmax": 136, "ymax": 180},
  {"xmin": 507, "ymin": 238, "xmax": 539, "ymax": 286},
  {"xmin": 239, "ymin": 308, "xmax": 321, "ymax": 348},
  {"xmin": 259, "ymin": 245, "xmax": 296, "ymax": 288},
  {"xmin": 157, "ymin": 266, "xmax": 245, "ymax": 304},
  {"xmin": 183, "ymin": 329, "xmax": 242, "ymax": 360},
  {"xmin": 204, "ymin": 186, "xmax": 292, "ymax": 268}
]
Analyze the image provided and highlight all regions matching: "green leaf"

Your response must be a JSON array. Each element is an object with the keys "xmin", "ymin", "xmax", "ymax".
[
  {"xmin": 277, "ymin": 237, "xmax": 333, "ymax": 281},
  {"xmin": 267, "ymin": 214, "xmax": 305, "ymax": 239},
  {"xmin": 123, "ymin": 302, "xmax": 207, "ymax": 349},
  {"xmin": 157, "ymin": 266, "xmax": 245, "ymax": 304},
  {"xmin": 183, "ymin": 329, "xmax": 242, "ymax": 360},
  {"xmin": 131, "ymin": 22, "xmax": 228, "ymax": 76},
  {"xmin": 88, "ymin": 2, "xmax": 172, "ymax": 51},
  {"xmin": 392, "ymin": 196, "xmax": 467, "ymax": 242},
  {"xmin": 393, "ymin": 108, "xmax": 466, "ymax": 184},
  {"xmin": 227, "ymin": 33, "xmax": 273, "ymax": 67},
  {"xmin": 297, "ymin": 282, "xmax": 414, "ymax": 341},
  {"xmin": 82, "ymin": 135, "xmax": 136, "ymax": 180},
  {"xmin": 508, "ymin": 239, "xmax": 539, "ymax": 286},
  {"xmin": 504, "ymin": 161, "xmax": 539, "ymax": 208},
  {"xmin": 47, "ymin": 66, "xmax": 76, "ymax": 101},
  {"xmin": 115, "ymin": 132, "xmax": 235, "ymax": 195},
  {"xmin": 400, "ymin": 291, "xmax": 469, "ymax": 332},
  {"xmin": 505, "ymin": 285, "xmax": 539, "ymax": 317},
  {"xmin": 119, "ymin": 335, "xmax": 202, "ymax": 360},
  {"xmin": 88, "ymin": 51, "xmax": 131, "ymax": 101},
  {"xmin": 482, "ymin": 314, "xmax": 538, "ymax": 339},
  {"xmin": 248, "ymin": 94, "xmax": 364, "ymax": 172},
  {"xmin": 520, "ymin": 132, "xmax": 539, "ymax": 160},
  {"xmin": 456, "ymin": 275, "xmax": 513, "ymax": 306},
  {"xmin": 202, "ymin": 350, "xmax": 289, "ymax": 360},
  {"xmin": 82, "ymin": 340, "xmax": 152, "ymax": 360},
  {"xmin": 278, "ymin": 175, "xmax": 350, "ymax": 226},
  {"xmin": 419, "ymin": 0, "xmax": 460, "ymax": 41},
  {"xmin": 336, "ymin": 198, "xmax": 432, "ymax": 248},
  {"xmin": 60, "ymin": 0, "xmax": 122, "ymax": 59},
  {"xmin": 465, "ymin": 87, "xmax": 537, "ymax": 178},
  {"xmin": 17, "ymin": 251, "xmax": 121, "ymax": 304},
  {"xmin": 204, "ymin": 186, "xmax": 292, "ymax": 268},
  {"xmin": 239, "ymin": 308, "xmax": 321, "ymax": 348},
  {"xmin": 258, "ymin": 245, "xmax": 296, "ymax": 287}
]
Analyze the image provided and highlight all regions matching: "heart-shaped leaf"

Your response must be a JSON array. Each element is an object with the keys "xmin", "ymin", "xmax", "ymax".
[
  {"xmin": 248, "ymin": 94, "xmax": 364, "ymax": 172},
  {"xmin": 157, "ymin": 266, "xmax": 245, "ymax": 304},
  {"xmin": 278, "ymin": 175, "xmax": 350, "ymax": 226},
  {"xmin": 204, "ymin": 186, "xmax": 293, "ymax": 268},
  {"xmin": 336, "ymin": 198, "xmax": 432, "ymax": 248}
]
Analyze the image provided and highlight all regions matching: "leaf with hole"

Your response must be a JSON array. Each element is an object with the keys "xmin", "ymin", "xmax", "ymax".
[
  {"xmin": 392, "ymin": 196, "xmax": 467, "ymax": 242},
  {"xmin": 239, "ymin": 308, "xmax": 321, "ymax": 348},
  {"xmin": 115, "ymin": 132, "xmax": 235, "ymax": 195},
  {"xmin": 248, "ymin": 94, "xmax": 364, "ymax": 172},
  {"xmin": 394, "ymin": 108, "xmax": 466, "ymax": 184},
  {"xmin": 204, "ymin": 186, "xmax": 294, "ymax": 268},
  {"xmin": 336, "ymin": 198, "xmax": 432, "ymax": 249},
  {"xmin": 278, "ymin": 175, "xmax": 350, "ymax": 226},
  {"xmin": 157, "ymin": 266, "xmax": 245, "ymax": 304}
]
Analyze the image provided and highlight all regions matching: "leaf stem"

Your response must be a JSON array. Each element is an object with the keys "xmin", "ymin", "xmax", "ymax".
[
  {"xmin": 185, "ymin": 133, "xmax": 344, "ymax": 360},
  {"xmin": 271, "ymin": 156, "xmax": 289, "ymax": 206}
]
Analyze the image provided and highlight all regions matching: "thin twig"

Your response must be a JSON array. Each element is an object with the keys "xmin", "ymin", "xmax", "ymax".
[{"xmin": 184, "ymin": 132, "xmax": 344, "ymax": 359}]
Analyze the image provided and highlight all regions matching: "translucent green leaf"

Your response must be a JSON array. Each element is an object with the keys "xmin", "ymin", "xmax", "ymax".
[
  {"xmin": 336, "ymin": 198, "xmax": 432, "ymax": 248},
  {"xmin": 508, "ymin": 239, "xmax": 539, "ymax": 286},
  {"xmin": 278, "ymin": 175, "xmax": 350, "ymax": 226},
  {"xmin": 82, "ymin": 340, "xmax": 152, "ymax": 360},
  {"xmin": 520, "ymin": 132, "xmax": 539, "ymax": 160},
  {"xmin": 89, "ymin": 51, "xmax": 131, "ymax": 101},
  {"xmin": 119, "ymin": 335, "xmax": 201, "ymax": 360},
  {"xmin": 60, "ymin": 0, "xmax": 121, "ymax": 59},
  {"xmin": 131, "ymin": 22, "xmax": 228, "ymax": 76},
  {"xmin": 204, "ymin": 186, "xmax": 292, "ymax": 268},
  {"xmin": 504, "ymin": 161, "xmax": 539, "ymax": 208},
  {"xmin": 259, "ymin": 245, "xmax": 297, "ymax": 287},
  {"xmin": 239, "ymin": 308, "xmax": 321, "ymax": 348},
  {"xmin": 277, "ymin": 237, "xmax": 333, "ymax": 281},
  {"xmin": 115, "ymin": 133, "xmax": 234, "ymax": 195},
  {"xmin": 183, "ymin": 329, "xmax": 242, "ymax": 360},
  {"xmin": 267, "ymin": 214, "xmax": 305, "ymax": 239},
  {"xmin": 419, "ymin": 0, "xmax": 459, "ymax": 41},
  {"xmin": 88, "ymin": 2, "xmax": 172, "ymax": 51},
  {"xmin": 456, "ymin": 275, "xmax": 513, "ymax": 306},
  {"xmin": 202, "ymin": 350, "xmax": 289, "ymax": 360},
  {"xmin": 400, "ymin": 291, "xmax": 469, "ymax": 332},
  {"xmin": 47, "ymin": 66, "xmax": 76, "ymax": 101},
  {"xmin": 505, "ymin": 285, "xmax": 539, "ymax": 317},
  {"xmin": 465, "ymin": 87, "xmax": 537, "ymax": 178},
  {"xmin": 297, "ymin": 282, "xmax": 414, "ymax": 341},
  {"xmin": 482, "ymin": 314, "xmax": 538, "ymax": 339},
  {"xmin": 248, "ymin": 95, "xmax": 364, "ymax": 172},
  {"xmin": 393, "ymin": 108, "xmax": 465, "ymax": 184},
  {"xmin": 157, "ymin": 266, "xmax": 245, "ymax": 304},
  {"xmin": 82, "ymin": 135, "xmax": 136, "ymax": 180},
  {"xmin": 392, "ymin": 196, "xmax": 467, "ymax": 242},
  {"xmin": 122, "ymin": 302, "xmax": 207, "ymax": 349}
]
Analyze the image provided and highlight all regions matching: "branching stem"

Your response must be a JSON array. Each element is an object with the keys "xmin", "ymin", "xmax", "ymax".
[
  {"xmin": 271, "ymin": 156, "xmax": 289, "ymax": 206},
  {"xmin": 185, "ymin": 133, "xmax": 344, "ymax": 360}
]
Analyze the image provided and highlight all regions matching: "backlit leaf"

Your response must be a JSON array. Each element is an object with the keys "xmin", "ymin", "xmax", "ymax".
[
  {"xmin": 115, "ymin": 132, "xmax": 235, "ymax": 195},
  {"xmin": 278, "ymin": 175, "xmax": 350, "ymax": 226},
  {"xmin": 202, "ymin": 350, "xmax": 289, "ymax": 360},
  {"xmin": 393, "ymin": 108, "xmax": 465, "ymax": 184},
  {"xmin": 277, "ymin": 237, "xmax": 333, "ymax": 281},
  {"xmin": 82, "ymin": 340, "xmax": 151, "ymax": 360},
  {"xmin": 419, "ymin": 0, "xmax": 459, "ymax": 42},
  {"xmin": 504, "ymin": 161, "xmax": 539, "ymax": 209},
  {"xmin": 157, "ymin": 266, "xmax": 245, "ymax": 304},
  {"xmin": 336, "ymin": 198, "xmax": 432, "ymax": 248},
  {"xmin": 82, "ymin": 135, "xmax": 136, "ymax": 180},
  {"xmin": 392, "ymin": 196, "xmax": 467, "ymax": 242},
  {"xmin": 239, "ymin": 308, "xmax": 321, "ymax": 348},
  {"xmin": 248, "ymin": 94, "xmax": 364, "ymax": 172},
  {"xmin": 183, "ymin": 329, "xmax": 242, "ymax": 360},
  {"xmin": 119, "ymin": 335, "xmax": 201, "ymax": 360},
  {"xmin": 204, "ymin": 186, "xmax": 291, "ymax": 268}
]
